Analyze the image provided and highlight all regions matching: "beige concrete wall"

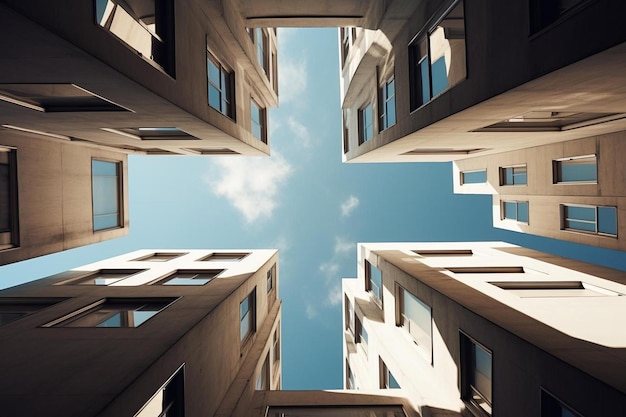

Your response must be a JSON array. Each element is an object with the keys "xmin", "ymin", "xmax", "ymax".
[{"xmin": 0, "ymin": 130, "xmax": 128, "ymax": 266}]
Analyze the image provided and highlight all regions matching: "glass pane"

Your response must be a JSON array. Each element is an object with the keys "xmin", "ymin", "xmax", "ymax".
[
  {"xmin": 97, "ymin": 312, "xmax": 123, "ymax": 327},
  {"xmin": 566, "ymin": 219, "xmax": 596, "ymax": 232},
  {"xmin": 504, "ymin": 168, "xmax": 514, "ymax": 185},
  {"xmin": 503, "ymin": 202, "xmax": 517, "ymax": 219},
  {"xmin": 403, "ymin": 289, "xmax": 432, "ymax": 348},
  {"xmin": 208, "ymin": 59, "xmax": 220, "ymax": 84},
  {"xmin": 132, "ymin": 310, "xmax": 158, "ymax": 327},
  {"xmin": 429, "ymin": 1, "xmax": 465, "ymax": 97},
  {"xmin": 387, "ymin": 94, "xmax": 396, "ymax": 126},
  {"xmin": 462, "ymin": 170, "xmax": 487, "ymax": 184},
  {"xmin": 566, "ymin": 205, "xmax": 595, "ymax": 222},
  {"xmin": 598, "ymin": 206, "xmax": 617, "ymax": 235},
  {"xmin": 0, "ymin": 164, "xmax": 10, "ymax": 231},
  {"xmin": 240, "ymin": 297, "xmax": 249, "ymax": 317},
  {"xmin": 208, "ymin": 85, "xmax": 221, "ymax": 110},
  {"xmin": 93, "ymin": 176, "xmax": 118, "ymax": 215},
  {"xmin": 163, "ymin": 278, "xmax": 210, "ymax": 285},
  {"xmin": 430, "ymin": 55, "xmax": 448, "ymax": 97},
  {"xmin": 472, "ymin": 343, "xmax": 492, "ymax": 402},
  {"xmin": 240, "ymin": 311, "xmax": 250, "ymax": 339},
  {"xmin": 559, "ymin": 159, "xmax": 597, "ymax": 182},
  {"xmin": 92, "ymin": 159, "xmax": 117, "ymax": 176},
  {"xmin": 419, "ymin": 57, "xmax": 430, "ymax": 104},
  {"xmin": 514, "ymin": 166, "xmax": 527, "ymax": 184},
  {"xmin": 517, "ymin": 202, "xmax": 529, "ymax": 223},
  {"xmin": 388, "ymin": 370, "xmax": 401, "ymax": 389}
]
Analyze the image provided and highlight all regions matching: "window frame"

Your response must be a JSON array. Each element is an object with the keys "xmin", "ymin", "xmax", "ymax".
[
  {"xmin": 59, "ymin": 269, "xmax": 146, "ymax": 286},
  {"xmin": 378, "ymin": 75, "xmax": 396, "ymax": 131},
  {"xmin": 358, "ymin": 103, "xmax": 374, "ymax": 144},
  {"xmin": 553, "ymin": 154, "xmax": 597, "ymax": 184},
  {"xmin": 250, "ymin": 97, "xmax": 267, "ymax": 143},
  {"xmin": 397, "ymin": 285, "xmax": 433, "ymax": 362},
  {"xmin": 267, "ymin": 263, "xmax": 276, "ymax": 293},
  {"xmin": 355, "ymin": 315, "xmax": 368, "ymax": 355},
  {"xmin": 0, "ymin": 147, "xmax": 19, "ymax": 250},
  {"xmin": 501, "ymin": 200, "xmax": 529, "ymax": 223},
  {"xmin": 460, "ymin": 331, "xmax": 493, "ymax": 417},
  {"xmin": 461, "ymin": 169, "xmax": 487, "ymax": 185},
  {"xmin": 0, "ymin": 298, "xmax": 65, "ymax": 327},
  {"xmin": 499, "ymin": 165, "xmax": 528, "ymax": 186},
  {"xmin": 255, "ymin": 28, "xmax": 269, "ymax": 75},
  {"xmin": 134, "ymin": 364, "xmax": 185, "ymax": 417},
  {"xmin": 365, "ymin": 260, "xmax": 383, "ymax": 307},
  {"xmin": 150, "ymin": 269, "xmax": 223, "ymax": 286},
  {"xmin": 561, "ymin": 204, "xmax": 617, "ymax": 237},
  {"xmin": 91, "ymin": 158, "xmax": 122, "ymax": 232},
  {"xmin": 540, "ymin": 388, "xmax": 583, "ymax": 417},
  {"xmin": 240, "ymin": 289, "xmax": 256, "ymax": 343},
  {"xmin": 207, "ymin": 50, "xmax": 234, "ymax": 119}
]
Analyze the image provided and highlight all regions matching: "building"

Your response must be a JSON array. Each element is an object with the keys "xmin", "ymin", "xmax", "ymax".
[
  {"xmin": 340, "ymin": 0, "xmax": 626, "ymax": 163},
  {"xmin": 343, "ymin": 242, "xmax": 626, "ymax": 416},
  {"xmin": 0, "ymin": 249, "xmax": 281, "ymax": 416}
]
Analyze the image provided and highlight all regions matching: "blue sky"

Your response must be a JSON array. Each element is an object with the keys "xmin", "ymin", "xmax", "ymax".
[{"xmin": 1, "ymin": 28, "xmax": 626, "ymax": 390}]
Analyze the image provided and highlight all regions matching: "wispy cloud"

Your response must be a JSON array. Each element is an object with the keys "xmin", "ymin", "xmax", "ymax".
[
  {"xmin": 319, "ymin": 261, "xmax": 339, "ymax": 276},
  {"xmin": 278, "ymin": 29, "xmax": 307, "ymax": 105},
  {"xmin": 334, "ymin": 236, "xmax": 355, "ymax": 255},
  {"xmin": 206, "ymin": 153, "xmax": 293, "ymax": 223},
  {"xmin": 341, "ymin": 195, "xmax": 360, "ymax": 217},
  {"xmin": 287, "ymin": 117, "xmax": 312, "ymax": 147},
  {"xmin": 305, "ymin": 304, "xmax": 318, "ymax": 319},
  {"xmin": 327, "ymin": 283, "xmax": 343, "ymax": 306}
]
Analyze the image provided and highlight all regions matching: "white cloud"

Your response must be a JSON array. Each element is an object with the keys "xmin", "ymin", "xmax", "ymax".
[
  {"xmin": 340, "ymin": 195, "xmax": 360, "ymax": 217},
  {"xmin": 319, "ymin": 261, "xmax": 339, "ymax": 277},
  {"xmin": 305, "ymin": 304, "xmax": 317, "ymax": 319},
  {"xmin": 334, "ymin": 236, "xmax": 355, "ymax": 255},
  {"xmin": 206, "ymin": 153, "xmax": 293, "ymax": 223},
  {"xmin": 287, "ymin": 117, "xmax": 312, "ymax": 147},
  {"xmin": 279, "ymin": 49, "xmax": 307, "ymax": 104},
  {"xmin": 327, "ymin": 284, "xmax": 343, "ymax": 306}
]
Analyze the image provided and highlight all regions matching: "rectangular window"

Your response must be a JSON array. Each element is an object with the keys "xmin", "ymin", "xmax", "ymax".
[
  {"xmin": 529, "ymin": 0, "xmax": 587, "ymax": 33},
  {"xmin": 379, "ymin": 77, "xmax": 396, "ymax": 131},
  {"xmin": 267, "ymin": 264, "xmax": 276, "ymax": 293},
  {"xmin": 461, "ymin": 170, "xmax": 487, "ymax": 184},
  {"xmin": 356, "ymin": 316, "xmax": 368, "ymax": 354},
  {"xmin": 345, "ymin": 297, "xmax": 355, "ymax": 335},
  {"xmin": 342, "ymin": 109, "xmax": 349, "ymax": 154},
  {"xmin": 92, "ymin": 159, "xmax": 122, "ymax": 231},
  {"xmin": 414, "ymin": 249, "xmax": 473, "ymax": 256},
  {"xmin": 0, "ymin": 298, "xmax": 64, "ymax": 326},
  {"xmin": 152, "ymin": 270, "xmax": 222, "ymax": 286},
  {"xmin": 554, "ymin": 155, "xmax": 597, "ymax": 183},
  {"xmin": 63, "ymin": 269, "xmax": 145, "ymax": 286},
  {"xmin": 207, "ymin": 52, "xmax": 234, "ymax": 118},
  {"xmin": 273, "ymin": 327, "xmax": 281, "ymax": 363},
  {"xmin": 409, "ymin": 0, "xmax": 466, "ymax": 110},
  {"xmin": 95, "ymin": 0, "xmax": 175, "ymax": 76},
  {"xmin": 502, "ymin": 201, "xmax": 529, "ymax": 223},
  {"xmin": 256, "ymin": 354, "xmax": 270, "ymax": 390},
  {"xmin": 340, "ymin": 27, "xmax": 351, "ymax": 67},
  {"xmin": 399, "ymin": 286, "xmax": 432, "ymax": 360},
  {"xmin": 561, "ymin": 204, "xmax": 617, "ymax": 236},
  {"xmin": 198, "ymin": 252, "xmax": 249, "ymax": 261},
  {"xmin": 132, "ymin": 252, "xmax": 185, "ymax": 262},
  {"xmin": 251, "ymin": 98, "xmax": 267, "ymax": 143},
  {"xmin": 358, "ymin": 103, "xmax": 373, "ymax": 144},
  {"xmin": 500, "ymin": 165, "xmax": 527, "ymax": 185},
  {"xmin": 240, "ymin": 289, "xmax": 256, "ymax": 342},
  {"xmin": 255, "ymin": 28, "xmax": 268, "ymax": 74},
  {"xmin": 380, "ymin": 359, "xmax": 401, "ymax": 389},
  {"xmin": 491, "ymin": 281, "xmax": 620, "ymax": 297},
  {"xmin": 135, "ymin": 365, "xmax": 185, "ymax": 417},
  {"xmin": 44, "ymin": 298, "xmax": 176, "ymax": 328},
  {"xmin": 460, "ymin": 333, "xmax": 492, "ymax": 416},
  {"xmin": 448, "ymin": 266, "xmax": 524, "ymax": 274},
  {"xmin": 346, "ymin": 360, "xmax": 356, "ymax": 390},
  {"xmin": 0, "ymin": 147, "xmax": 18, "ymax": 250},
  {"xmin": 541, "ymin": 389, "xmax": 582, "ymax": 417},
  {"xmin": 366, "ymin": 261, "xmax": 383, "ymax": 306}
]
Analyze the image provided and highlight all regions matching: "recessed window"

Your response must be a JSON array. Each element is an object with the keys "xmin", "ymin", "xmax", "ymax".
[
  {"xmin": 240, "ymin": 289, "xmax": 256, "ymax": 342},
  {"xmin": 198, "ymin": 252, "xmax": 249, "ymax": 262},
  {"xmin": 255, "ymin": 28, "xmax": 268, "ymax": 74},
  {"xmin": 0, "ymin": 147, "xmax": 18, "ymax": 250},
  {"xmin": 340, "ymin": 27, "xmax": 351, "ymax": 67},
  {"xmin": 491, "ymin": 281, "xmax": 621, "ymax": 297},
  {"xmin": 135, "ymin": 365, "xmax": 185, "ymax": 417},
  {"xmin": 366, "ymin": 261, "xmax": 383, "ymax": 306},
  {"xmin": 409, "ymin": 0, "xmax": 466, "ymax": 110},
  {"xmin": 184, "ymin": 148, "xmax": 240, "ymax": 155},
  {"xmin": 346, "ymin": 359, "xmax": 356, "ymax": 390},
  {"xmin": 95, "ymin": 0, "xmax": 175, "ymax": 76},
  {"xmin": 460, "ymin": 332, "xmax": 492, "ymax": 416},
  {"xmin": 414, "ymin": 249, "xmax": 473, "ymax": 256},
  {"xmin": 207, "ymin": 52, "xmax": 234, "ymax": 118},
  {"xmin": 461, "ymin": 170, "xmax": 487, "ymax": 184},
  {"xmin": 273, "ymin": 327, "xmax": 281, "ymax": 364},
  {"xmin": 554, "ymin": 155, "xmax": 597, "ymax": 183},
  {"xmin": 92, "ymin": 159, "xmax": 122, "ymax": 231},
  {"xmin": 561, "ymin": 204, "xmax": 617, "ymax": 236},
  {"xmin": 132, "ymin": 252, "xmax": 185, "ymax": 262},
  {"xmin": 0, "ymin": 83, "xmax": 128, "ymax": 112},
  {"xmin": 152, "ymin": 270, "xmax": 222, "ymax": 286},
  {"xmin": 502, "ymin": 201, "xmax": 529, "ymax": 223},
  {"xmin": 403, "ymin": 148, "xmax": 486, "ymax": 155},
  {"xmin": 44, "ymin": 298, "xmax": 176, "ymax": 328},
  {"xmin": 103, "ymin": 127, "xmax": 195, "ymax": 141},
  {"xmin": 529, "ymin": 0, "xmax": 588, "ymax": 33},
  {"xmin": 256, "ymin": 354, "xmax": 270, "ymax": 390},
  {"xmin": 500, "ymin": 165, "xmax": 527, "ymax": 185},
  {"xmin": 541, "ymin": 389, "xmax": 582, "ymax": 417},
  {"xmin": 448, "ymin": 266, "xmax": 524, "ymax": 274},
  {"xmin": 267, "ymin": 264, "xmax": 276, "ymax": 293},
  {"xmin": 356, "ymin": 316, "xmax": 368, "ymax": 354},
  {"xmin": 380, "ymin": 359, "xmax": 401, "ymax": 389},
  {"xmin": 379, "ymin": 77, "xmax": 396, "ymax": 131},
  {"xmin": 251, "ymin": 98, "xmax": 267, "ymax": 143},
  {"xmin": 342, "ymin": 109, "xmax": 350, "ymax": 154},
  {"xmin": 345, "ymin": 297, "xmax": 355, "ymax": 335},
  {"xmin": 358, "ymin": 103, "xmax": 373, "ymax": 144},
  {"xmin": 398, "ymin": 286, "xmax": 432, "ymax": 360},
  {"xmin": 475, "ymin": 111, "xmax": 625, "ymax": 132},
  {"xmin": 0, "ymin": 298, "xmax": 64, "ymax": 326},
  {"xmin": 63, "ymin": 269, "xmax": 145, "ymax": 285}
]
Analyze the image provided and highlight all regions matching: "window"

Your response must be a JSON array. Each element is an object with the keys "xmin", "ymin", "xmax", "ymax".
[
  {"xmin": 561, "ymin": 204, "xmax": 617, "ymax": 236},
  {"xmin": 207, "ymin": 52, "xmax": 233, "ymax": 118},
  {"xmin": 448, "ymin": 266, "xmax": 524, "ymax": 274},
  {"xmin": 132, "ymin": 252, "xmax": 185, "ymax": 262},
  {"xmin": 251, "ymin": 98, "xmax": 267, "ymax": 143},
  {"xmin": 63, "ymin": 269, "xmax": 145, "ymax": 285},
  {"xmin": 345, "ymin": 297, "xmax": 355, "ymax": 335},
  {"xmin": 356, "ymin": 316, "xmax": 368, "ymax": 354},
  {"xmin": 255, "ymin": 28, "xmax": 268, "ymax": 74},
  {"xmin": 44, "ymin": 298, "xmax": 176, "ymax": 328},
  {"xmin": 104, "ymin": 127, "xmax": 194, "ymax": 140},
  {"xmin": 267, "ymin": 264, "xmax": 276, "ymax": 293},
  {"xmin": 273, "ymin": 328, "xmax": 281, "ymax": 363},
  {"xmin": 198, "ymin": 252, "xmax": 249, "ymax": 262},
  {"xmin": 500, "ymin": 165, "xmax": 527, "ymax": 185},
  {"xmin": 256, "ymin": 354, "xmax": 270, "ymax": 390},
  {"xmin": 554, "ymin": 155, "xmax": 597, "ymax": 183},
  {"xmin": 0, "ymin": 147, "xmax": 18, "ymax": 250},
  {"xmin": 409, "ymin": 0, "xmax": 466, "ymax": 110},
  {"xmin": 460, "ymin": 333, "xmax": 492, "ymax": 417},
  {"xmin": 414, "ymin": 249, "xmax": 473, "ymax": 256},
  {"xmin": 380, "ymin": 359, "xmax": 401, "ymax": 389},
  {"xmin": 379, "ymin": 77, "xmax": 396, "ymax": 131},
  {"xmin": 358, "ymin": 103, "xmax": 373, "ymax": 144},
  {"xmin": 475, "ymin": 111, "xmax": 624, "ymax": 132},
  {"xmin": 342, "ymin": 109, "xmax": 349, "ymax": 154},
  {"xmin": 135, "ymin": 365, "xmax": 185, "ymax": 417},
  {"xmin": 95, "ymin": 0, "xmax": 175, "ymax": 76},
  {"xmin": 529, "ymin": 0, "xmax": 588, "ymax": 33},
  {"xmin": 461, "ymin": 170, "xmax": 487, "ymax": 184},
  {"xmin": 240, "ymin": 289, "xmax": 256, "ymax": 342},
  {"xmin": 398, "ymin": 286, "xmax": 432, "ymax": 360},
  {"xmin": 0, "ymin": 298, "xmax": 64, "ymax": 326},
  {"xmin": 541, "ymin": 389, "xmax": 582, "ymax": 417},
  {"xmin": 340, "ymin": 27, "xmax": 351, "ymax": 67},
  {"xmin": 366, "ymin": 261, "xmax": 383, "ymax": 306},
  {"xmin": 346, "ymin": 360, "xmax": 356, "ymax": 390},
  {"xmin": 92, "ymin": 159, "xmax": 122, "ymax": 231},
  {"xmin": 268, "ymin": 406, "xmax": 406, "ymax": 417},
  {"xmin": 152, "ymin": 270, "xmax": 221, "ymax": 286},
  {"xmin": 502, "ymin": 201, "xmax": 529, "ymax": 223},
  {"xmin": 491, "ymin": 281, "xmax": 620, "ymax": 297}
]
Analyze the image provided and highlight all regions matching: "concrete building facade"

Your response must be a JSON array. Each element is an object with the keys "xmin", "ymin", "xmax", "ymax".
[
  {"xmin": 0, "ymin": 249, "xmax": 281, "ymax": 416},
  {"xmin": 343, "ymin": 242, "xmax": 626, "ymax": 416}
]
